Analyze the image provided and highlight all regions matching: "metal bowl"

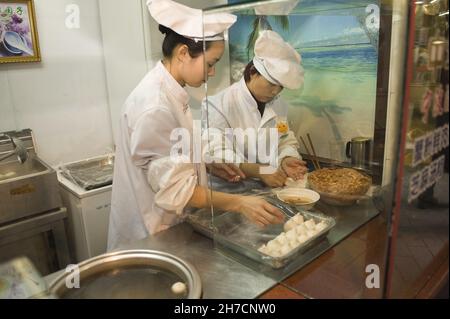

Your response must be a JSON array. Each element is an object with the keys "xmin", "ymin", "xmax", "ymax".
[{"xmin": 48, "ymin": 250, "xmax": 202, "ymax": 299}]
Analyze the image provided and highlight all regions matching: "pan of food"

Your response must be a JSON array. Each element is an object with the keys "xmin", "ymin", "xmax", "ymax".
[
  {"xmin": 307, "ymin": 167, "xmax": 372, "ymax": 206},
  {"xmin": 187, "ymin": 195, "xmax": 335, "ymax": 269},
  {"xmin": 213, "ymin": 208, "xmax": 336, "ymax": 269}
]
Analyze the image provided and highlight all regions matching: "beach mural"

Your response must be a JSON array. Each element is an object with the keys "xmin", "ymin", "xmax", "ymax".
[{"xmin": 227, "ymin": 0, "xmax": 380, "ymax": 161}]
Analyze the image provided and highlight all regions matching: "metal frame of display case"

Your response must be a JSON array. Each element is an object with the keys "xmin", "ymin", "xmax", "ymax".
[{"xmin": 385, "ymin": 0, "xmax": 449, "ymax": 298}]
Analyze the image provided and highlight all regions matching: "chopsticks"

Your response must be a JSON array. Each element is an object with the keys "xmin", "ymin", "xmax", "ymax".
[
  {"xmin": 299, "ymin": 134, "xmax": 321, "ymax": 170},
  {"xmin": 307, "ymin": 133, "xmax": 321, "ymax": 170}
]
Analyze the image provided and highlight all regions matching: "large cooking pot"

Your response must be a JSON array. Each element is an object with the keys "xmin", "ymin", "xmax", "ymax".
[{"xmin": 48, "ymin": 250, "xmax": 202, "ymax": 299}]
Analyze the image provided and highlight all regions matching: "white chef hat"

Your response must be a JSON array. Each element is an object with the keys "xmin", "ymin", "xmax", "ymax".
[
  {"xmin": 252, "ymin": 30, "xmax": 304, "ymax": 90},
  {"xmin": 147, "ymin": 0, "xmax": 237, "ymax": 41}
]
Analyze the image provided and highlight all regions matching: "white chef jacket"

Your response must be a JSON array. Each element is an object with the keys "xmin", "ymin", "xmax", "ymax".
[
  {"xmin": 204, "ymin": 78, "xmax": 301, "ymax": 166},
  {"xmin": 107, "ymin": 61, "xmax": 201, "ymax": 250}
]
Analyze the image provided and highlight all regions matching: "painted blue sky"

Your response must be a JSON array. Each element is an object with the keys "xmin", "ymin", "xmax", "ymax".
[
  {"xmin": 290, "ymin": 15, "xmax": 366, "ymax": 46},
  {"xmin": 226, "ymin": 0, "xmax": 381, "ymax": 48},
  {"xmin": 230, "ymin": 14, "xmax": 369, "ymax": 49}
]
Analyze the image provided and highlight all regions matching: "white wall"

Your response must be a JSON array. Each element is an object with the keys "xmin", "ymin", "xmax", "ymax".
[
  {"xmin": 0, "ymin": 0, "xmax": 113, "ymax": 166},
  {"xmin": 99, "ymin": 0, "xmax": 227, "ymax": 143},
  {"xmin": 0, "ymin": 0, "xmax": 229, "ymax": 164},
  {"xmin": 98, "ymin": 0, "xmax": 150, "ymax": 145}
]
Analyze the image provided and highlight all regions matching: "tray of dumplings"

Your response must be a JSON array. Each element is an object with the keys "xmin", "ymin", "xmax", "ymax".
[{"xmin": 213, "ymin": 204, "xmax": 336, "ymax": 269}]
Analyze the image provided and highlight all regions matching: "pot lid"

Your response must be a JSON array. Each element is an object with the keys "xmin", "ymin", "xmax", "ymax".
[{"xmin": 48, "ymin": 250, "xmax": 202, "ymax": 299}]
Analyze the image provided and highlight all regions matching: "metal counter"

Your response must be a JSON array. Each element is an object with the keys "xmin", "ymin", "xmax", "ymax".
[
  {"xmin": 44, "ymin": 201, "xmax": 379, "ymax": 299},
  {"xmin": 44, "ymin": 176, "xmax": 382, "ymax": 298},
  {"xmin": 45, "ymin": 223, "xmax": 278, "ymax": 299},
  {"xmin": 119, "ymin": 196, "xmax": 380, "ymax": 297},
  {"xmin": 117, "ymin": 224, "xmax": 278, "ymax": 299}
]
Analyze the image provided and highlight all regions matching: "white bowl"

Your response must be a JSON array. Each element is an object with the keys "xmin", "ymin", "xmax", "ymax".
[{"xmin": 277, "ymin": 188, "xmax": 320, "ymax": 211}]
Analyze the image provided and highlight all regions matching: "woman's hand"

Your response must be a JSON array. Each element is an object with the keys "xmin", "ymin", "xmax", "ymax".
[
  {"xmin": 281, "ymin": 157, "xmax": 308, "ymax": 180},
  {"xmin": 259, "ymin": 170, "xmax": 287, "ymax": 187},
  {"xmin": 207, "ymin": 163, "xmax": 246, "ymax": 182},
  {"xmin": 234, "ymin": 196, "xmax": 285, "ymax": 227}
]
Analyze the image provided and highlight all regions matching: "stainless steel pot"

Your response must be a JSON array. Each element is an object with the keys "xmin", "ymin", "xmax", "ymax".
[{"xmin": 48, "ymin": 250, "xmax": 202, "ymax": 299}]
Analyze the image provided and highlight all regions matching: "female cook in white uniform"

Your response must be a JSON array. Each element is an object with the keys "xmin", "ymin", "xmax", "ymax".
[
  {"xmin": 205, "ymin": 30, "xmax": 308, "ymax": 188},
  {"xmin": 108, "ymin": 0, "xmax": 284, "ymax": 250}
]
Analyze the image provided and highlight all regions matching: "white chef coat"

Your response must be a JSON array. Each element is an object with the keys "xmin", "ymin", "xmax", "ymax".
[
  {"xmin": 107, "ymin": 61, "xmax": 201, "ymax": 250},
  {"xmin": 204, "ymin": 78, "xmax": 301, "ymax": 166}
]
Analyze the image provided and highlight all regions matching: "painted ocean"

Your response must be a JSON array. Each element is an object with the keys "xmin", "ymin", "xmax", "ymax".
[{"xmin": 227, "ymin": 7, "xmax": 380, "ymax": 160}]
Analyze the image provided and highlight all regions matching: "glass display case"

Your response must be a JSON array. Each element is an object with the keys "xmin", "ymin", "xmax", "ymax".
[
  {"xmin": 191, "ymin": 0, "xmax": 394, "ymax": 296},
  {"xmin": 190, "ymin": 0, "xmax": 447, "ymax": 298}
]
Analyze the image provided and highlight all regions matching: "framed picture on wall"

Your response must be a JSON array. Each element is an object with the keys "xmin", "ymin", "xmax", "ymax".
[{"xmin": 0, "ymin": 0, "xmax": 40, "ymax": 63}]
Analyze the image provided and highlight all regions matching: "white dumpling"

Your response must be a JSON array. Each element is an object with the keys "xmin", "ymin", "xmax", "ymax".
[
  {"xmin": 295, "ymin": 224, "xmax": 307, "ymax": 236},
  {"xmin": 269, "ymin": 249, "xmax": 282, "ymax": 257},
  {"xmin": 315, "ymin": 221, "xmax": 328, "ymax": 232},
  {"xmin": 289, "ymin": 238, "xmax": 300, "ymax": 249},
  {"xmin": 285, "ymin": 229, "xmax": 297, "ymax": 242},
  {"xmin": 298, "ymin": 235, "xmax": 308, "ymax": 244},
  {"xmin": 267, "ymin": 239, "xmax": 280, "ymax": 252},
  {"xmin": 292, "ymin": 213, "xmax": 304, "ymax": 225},
  {"xmin": 171, "ymin": 282, "xmax": 187, "ymax": 295},
  {"xmin": 285, "ymin": 177, "xmax": 307, "ymax": 188},
  {"xmin": 304, "ymin": 219, "xmax": 316, "ymax": 230},
  {"xmin": 258, "ymin": 244, "xmax": 268, "ymax": 254},
  {"xmin": 280, "ymin": 244, "xmax": 291, "ymax": 256},
  {"xmin": 306, "ymin": 229, "xmax": 319, "ymax": 238},
  {"xmin": 276, "ymin": 232, "xmax": 287, "ymax": 245},
  {"xmin": 283, "ymin": 219, "xmax": 296, "ymax": 232}
]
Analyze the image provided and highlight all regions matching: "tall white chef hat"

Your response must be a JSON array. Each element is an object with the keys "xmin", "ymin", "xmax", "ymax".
[
  {"xmin": 252, "ymin": 30, "xmax": 305, "ymax": 90},
  {"xmin": 147, "ymin": 0, "xmax": 237, "ymax": 41}
]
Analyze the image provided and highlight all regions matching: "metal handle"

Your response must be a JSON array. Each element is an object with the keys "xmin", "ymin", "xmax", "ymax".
[
  {"xmin": 0, "ymin": 135, "xmax": 28, "ymax": 164},
  {"xmin": 264, "ymin": 196, "xmax": 297, "ymax": 218}
]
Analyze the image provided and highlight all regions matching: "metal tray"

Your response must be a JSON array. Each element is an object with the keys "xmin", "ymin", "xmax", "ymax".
[
  {"xmin": 59, "ymin": 155, "xmax": 114, "ymax": 190},
  {"xmin": 187, "ymin": 198, "xmax": 336, "ymax": 269},
  {"xmin": 186, "ymin": 208, "xmax": 216, "ymax": 239}
]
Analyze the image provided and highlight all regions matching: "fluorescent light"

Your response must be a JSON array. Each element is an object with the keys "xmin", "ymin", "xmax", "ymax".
[
  {"xmin": 415, "ymin": 1, "xmax": 424, "ymax": 4},
  {"xmin": 439, "ymin": 10, "xmax": 449, "ymax": 16}
]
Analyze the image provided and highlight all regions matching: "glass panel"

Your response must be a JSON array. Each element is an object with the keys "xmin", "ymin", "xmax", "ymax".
[
  {"xmin": 385, "ymin": 0, "xmax": 449, "ymax": 298},
  {"xmin": 196, "ymin": 0, "xmax": 411, "ymax": 298}
]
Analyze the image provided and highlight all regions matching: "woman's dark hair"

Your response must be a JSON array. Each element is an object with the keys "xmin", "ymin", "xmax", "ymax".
[
  {"xmin": 243, "ymin": 61, "xmax": 261, "ymax": 82},
  {"xmin": 159, "ymin": 25, "xmax": 213, "ymax": 58}
]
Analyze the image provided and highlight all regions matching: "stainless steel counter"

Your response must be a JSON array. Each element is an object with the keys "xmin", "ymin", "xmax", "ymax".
[
  {"xmin": 118, "ymin": 224, "xmax": 279, "ymax": 299},
  {"xmin": 44, "ymin": 196, "xmax": 380, "ymax": 298},
  {"xmin": 44, "ymin": 176, "xmax": 385, "ymax": 299},
  {"xmin": 45, "ymin": 222, "xmax": 277, "ymax": 298}
]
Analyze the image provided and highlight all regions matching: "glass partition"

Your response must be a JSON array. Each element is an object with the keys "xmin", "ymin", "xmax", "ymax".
[{"xmin": 193, "ymin": 0, "xmax": 414, "ymax": 298}]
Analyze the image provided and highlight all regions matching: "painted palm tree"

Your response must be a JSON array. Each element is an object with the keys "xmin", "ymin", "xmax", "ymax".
[{"xmin": 246, "ymin": 15, "xmax": 290, "ymax": 60}]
